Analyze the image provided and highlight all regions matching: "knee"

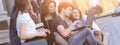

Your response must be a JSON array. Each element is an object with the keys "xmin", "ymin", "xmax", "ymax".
[{"xmin": 85, "ymin": 28, "xmax": 91, "ymax": 34}]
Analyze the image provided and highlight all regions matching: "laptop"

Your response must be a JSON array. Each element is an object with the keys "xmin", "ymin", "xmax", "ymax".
[
  {"xmin": 35, "ymin": 23, "xmax": 44, "ymax": 29},
  {"xmin": 73, "ymin": 8, "xmax": 95, "ymax": 31},
  {"xmin": 86, "ymin": 9, "xmax": 95, "ymax": 28}
]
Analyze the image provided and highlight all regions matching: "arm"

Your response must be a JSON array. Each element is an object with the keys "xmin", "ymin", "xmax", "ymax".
[
  {"xmin": 57, "ymin": 25, "xmax": 72, "ymax": 38},
  {"xmin": 19, "ymin": 23, "xmax": 37, "ymax": 40},
  {"xmin": 57, "ymin": 21, "xmax": 79, "ymax": 38},
  {"xmin": 19, "ymin": 23, "xmax": 47, "ymax": 40}
]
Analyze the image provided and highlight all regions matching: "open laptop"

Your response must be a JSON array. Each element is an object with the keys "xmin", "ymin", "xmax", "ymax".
[
  {"xmin": 35, "ymin": 23, "xmax": 44, "ymax": 29},
  {"xmin": 73, "ymin": 8, "xmax": 95, "ymax": 31},
  {"xmin": 86, "ymin": 10, "xmax": 95, "ymax": 27}
]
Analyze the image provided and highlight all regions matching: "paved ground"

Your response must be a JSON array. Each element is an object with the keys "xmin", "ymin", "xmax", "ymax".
[{"xmin": 96, "ymin": 16, "xmax": 120, "ymax": 45}]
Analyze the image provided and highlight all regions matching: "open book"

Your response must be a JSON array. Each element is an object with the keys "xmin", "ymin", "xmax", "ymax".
[{"xmin": 35, "ymin": 23, "xmax": 44, "ymax": 29}]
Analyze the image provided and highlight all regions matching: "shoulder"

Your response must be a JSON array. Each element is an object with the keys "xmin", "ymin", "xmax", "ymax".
[
  {"xmin": 52, "ymin": 16, "xmax": 63, "ymax": 25},
  {"xmin": 17, "ymin": 11, "xmax": 30, "ymax": 22},
  {"xmin": 54, "ymin": 16, "xmax": 62, "ymax": 21},
  {"xmin": 18, "ymin": 11, "xmax": 30, "ymax": 19}
]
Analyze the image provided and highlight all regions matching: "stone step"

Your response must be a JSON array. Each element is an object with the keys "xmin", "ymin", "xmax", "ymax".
[
  {"xmin": 0, "ymin": 13, "xmax": 9, "ymax": 21},
  {"xmin": 0, "ymin": 12, "xmax": 9, "ymax": 30},
  {"xmin": 0, "ymin": 20, "xmax": 9, "ymax": 30},
  {"xmin": 0, "ymin": 30, "xmax": 9, "ymax": 44},
  {"xmin": 0, "ymin": 10, "xmax": 7, "ymax": 15}
]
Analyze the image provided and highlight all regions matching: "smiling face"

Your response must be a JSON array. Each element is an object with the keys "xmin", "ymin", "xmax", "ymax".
[
  {"xmin": 71, "ymin": 9, "xmax": 81, "ymax": 20},
  {"xmin": 63, "ymin": 6, "xmax": 72, "ymax": 18},
  {"xmin": 48, "ymin": 2, "xmax": 56, "ymax": 14}
]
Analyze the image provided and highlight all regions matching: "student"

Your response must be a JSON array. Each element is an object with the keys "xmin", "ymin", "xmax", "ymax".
[
  {"xmin": 70, "ymin": 8, "xmax": 104, "ymax": 45},
  {"xmin": 42, "ymin": 1, "xmax": 57, "ymax": 45},
  {"xmin": 52, "ymin": 2, "xmax": 98, "ymax": 45},
  {"xmin": 16, "ymin": 0, "xmax": 50, "ymax": 44},
  {"xmin": 44, "ymin": 0, "xmax": 57, "ymax": 32}
]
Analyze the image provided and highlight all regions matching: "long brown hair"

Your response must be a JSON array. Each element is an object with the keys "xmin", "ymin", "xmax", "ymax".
[
  {"xmin": 70, "ymin": 8, "xmax": 82, "ymax": 21},
  {"xmin": 46, "ymin": 1, "xmax": 56, "ymax": 18},
  {"xmin": 73, "ymin": 8, "xmax": 82, "ymax": 18},
  {"xmin": 17, "ymin": 0, "xmax": 31, "ymax": 13}
]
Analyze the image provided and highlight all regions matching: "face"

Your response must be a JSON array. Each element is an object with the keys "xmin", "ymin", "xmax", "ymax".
[
  {"xmin": 63, "ymin": 6, "xmax": 72, "ymax": 18},
  {"xmin": 72, "ymin": 9, "xmax": 80, "ymax": 20},
  {"xmin": 48, "ymin": 2, "xmax": 56, "ymax": 14}
]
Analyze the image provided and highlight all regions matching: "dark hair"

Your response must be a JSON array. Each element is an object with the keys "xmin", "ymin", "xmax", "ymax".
[
  {"xmin": 58, "ymin": 2, "xmax": 73, "ymax": 13},
  {"xmin": 17, "ymin": 0, "xmax": 30, "ymax": 12}
]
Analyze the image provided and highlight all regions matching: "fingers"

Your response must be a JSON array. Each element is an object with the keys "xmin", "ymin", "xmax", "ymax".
[
  {"xmin": 37, "ymin": 31, "xmax": 47, "ymax": 37},
  {"xmin": 36, "ymin": 28, "xmax": 51, "ymax": 37},
  {"xmin": 42, "ymin": 32, "xmax": 47, "ymax": 37},
  {"xmin": 45, "ymin": 29, "xmax": 51, "ymax": 34},
  {"xmin": 73, "ymin": 21, "xmax": 82, "ymax": 26}
]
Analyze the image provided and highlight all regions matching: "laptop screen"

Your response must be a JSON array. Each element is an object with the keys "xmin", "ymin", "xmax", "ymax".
[{"xmin": 86, "ymin": 8, "xmax": 96, "ymax": 27}]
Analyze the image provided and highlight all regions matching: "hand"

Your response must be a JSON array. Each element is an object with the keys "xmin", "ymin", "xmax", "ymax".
[
  {"xmin": 36, "ymin": 31, "xmax": 47, "ymax": 37},
  {"xmin": 94, "ymin": 30, "xmax": 102, "ymax": 36},
  {"xmin": 44, "ymin": 29, "xmax": 51, "ymax": 35},
  {"xmin": 73, "ymin": 21, "xmax": 82, "ymax": 26},
  {"xmin": 37, "ymin": 28, "xmax": 51, "ymax": 35}
]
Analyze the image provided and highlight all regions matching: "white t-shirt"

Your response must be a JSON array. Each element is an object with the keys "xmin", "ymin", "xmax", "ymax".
[{"xmin": 16, "ymin": 11, "xmax": 37, "ymax": 43}]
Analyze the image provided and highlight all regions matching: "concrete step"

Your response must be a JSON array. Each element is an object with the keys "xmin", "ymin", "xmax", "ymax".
[
  {"xmin": 0, "ymin": 15, "xmax": 9, "ymax": 30},
  {"xmin": 0, "ymin": 14, "xmax": 9, "ymax": 21},
  {"xmin": 0, "ymin": 10, "xmax": 10, "ymax": 44},
  {"xmin": 0, "ymin": 20, "xmax": 9, "ymax": 30},
  {"xmin": 0, "ymin": 30, "xmax": 9, "ymax": 44}
]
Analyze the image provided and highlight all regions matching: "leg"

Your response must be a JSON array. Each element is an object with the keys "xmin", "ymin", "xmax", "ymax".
[
  {"xmin": 54, "ymin": 32, "xmax": 68, "ymax": 45},
  {"xmin": 23, "ymin": 38, "xmax": 48, "ymax": 45},
  {"xmin": 87, "ymin": 30, "xmax": 98, "ymax": 45},
  {"xmin": 68, "ymin": 28, "xmax": 91, "ymax": 45}
]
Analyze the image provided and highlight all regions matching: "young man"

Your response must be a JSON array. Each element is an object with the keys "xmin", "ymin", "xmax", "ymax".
[{"xmin": 52, "ymin": 2, "xmax": 98, "ymax": 45}]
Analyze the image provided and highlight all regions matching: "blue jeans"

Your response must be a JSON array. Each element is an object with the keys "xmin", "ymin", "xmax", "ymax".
[{"xmin": 68, "ymin": 28, "xmax": 97, "ymax": 45}]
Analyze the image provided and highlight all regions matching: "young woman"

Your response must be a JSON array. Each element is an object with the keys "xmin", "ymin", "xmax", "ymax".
[
  {"xmin": 16, "ymin": 0, "xmax": 50, "ymax": 44},
  {"xmin": 52, "ymin": 2, "xmax": 98, "ymax": 45},
  {"xmin": 70, "ymin": 8, "xmax": 104, "ymax": 45},
  {"xmin": 44, "ymin": 1, "xmax": 56, "ymax": 32},
  {"xmin": 42, "ymin": 1, "xmax": 57, "ymax": 45}
]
